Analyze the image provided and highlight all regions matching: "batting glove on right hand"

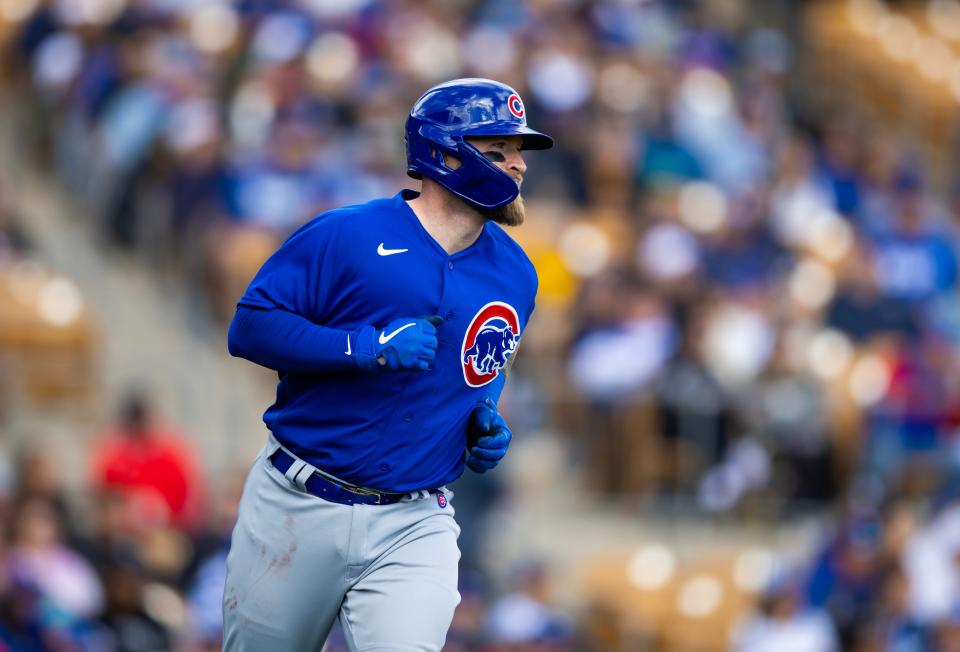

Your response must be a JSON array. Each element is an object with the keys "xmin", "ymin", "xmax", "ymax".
[
  {"xmin": 355, "ymin": 316, "xmax": 441, "ymax": 372},
  {"xmin": 465, "ymin": 398, "xmax": 513, "ymax": 473}
]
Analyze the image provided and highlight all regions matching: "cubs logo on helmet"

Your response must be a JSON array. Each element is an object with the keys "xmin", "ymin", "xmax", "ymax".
[
  {"xmin": 461, "ymin": 301, "xmax": 521, "ymax": 387},
  {"xmin": 507, "ymin": 94, "xmax": 525, "ymax": 119}
]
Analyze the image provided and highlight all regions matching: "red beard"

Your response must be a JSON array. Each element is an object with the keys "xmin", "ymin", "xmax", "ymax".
[{"xmin": 484, "ymin": 194, "xmax": 525, "ymax": 226}]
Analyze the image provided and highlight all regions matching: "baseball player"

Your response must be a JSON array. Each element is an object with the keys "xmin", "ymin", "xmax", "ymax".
[{"xmin": 221, "ymin": 78, "xmax": 553, "ymax": 652}]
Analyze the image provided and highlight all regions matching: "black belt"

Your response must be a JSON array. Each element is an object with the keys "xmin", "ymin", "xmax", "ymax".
[{"xmin": 268, "ymin": 448, "xmax": 434, "ymax": 506}]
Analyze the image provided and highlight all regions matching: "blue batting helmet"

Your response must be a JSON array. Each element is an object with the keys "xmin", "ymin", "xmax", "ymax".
[{"xmin": 405, "ymin": 78, "xmax": 554, "ymax": 211}]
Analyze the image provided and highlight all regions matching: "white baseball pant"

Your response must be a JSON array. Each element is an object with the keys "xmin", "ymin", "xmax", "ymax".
[{"xmin": 221, "ymin": 444, "xmax": 461, "ymax": 652}]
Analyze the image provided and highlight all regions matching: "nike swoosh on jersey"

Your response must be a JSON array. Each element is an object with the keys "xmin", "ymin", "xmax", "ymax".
[
  {"xmin": 377, "ymin": 243, "xmax": 409, "ymax": 256},
  {"xmin": 345, "ymin": 334, "xmax": 351, "ymax": 355},
  {"xmin": 379, "ymin": 322, "xmax": 417, "ymax": 345}
]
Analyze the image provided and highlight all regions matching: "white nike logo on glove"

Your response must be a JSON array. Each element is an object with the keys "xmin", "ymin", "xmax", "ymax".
[
  {"xmin": 379, "ymin": 322, "xmax": 417, "ymax": 345},
  {"xmin": 345, "ymin": 335, "xmax": 351, "ymax": 355},
  {"xmin": 378, "ymin": 243, "xmax": 408, "ymax": 256}
]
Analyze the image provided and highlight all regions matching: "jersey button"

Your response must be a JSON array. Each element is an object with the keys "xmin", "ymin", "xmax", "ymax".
[
  {"xmin": 403, "ymin": 413, "xmax": 413, "ymax": 422},
  {"xmin": 445, "ymin": 311, "xmax": 454, "ymax": 322},
  {"xmin": 447, "ymin": 261, "xmax": 454, "ymax": 270},
  {"xmin": 379, "ymin": 463, "xmax": 391, "ymax": 472}
]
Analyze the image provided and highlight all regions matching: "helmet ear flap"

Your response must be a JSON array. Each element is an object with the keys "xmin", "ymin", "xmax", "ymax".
[
  {"xmin": 419, "ymin": 123, "xmax": 463, "ymax": 173},
  {"xmin": 419, "ymin": 123, "xmax": 458, "ymax": 149}
]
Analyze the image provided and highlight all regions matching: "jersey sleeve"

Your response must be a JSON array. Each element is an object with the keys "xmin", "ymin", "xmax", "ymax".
[{"xmin": 237, "ymin": 216, "xmax": 341, "ymax": 321}]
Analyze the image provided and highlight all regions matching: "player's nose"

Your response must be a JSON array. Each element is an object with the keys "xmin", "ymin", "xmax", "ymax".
[{"xmin": 507, "ymin": 150, "xmax": 526, "ymax": 178}]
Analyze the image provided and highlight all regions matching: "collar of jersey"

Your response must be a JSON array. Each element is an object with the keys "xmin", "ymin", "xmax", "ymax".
[{"xmin": 396, "ymin": 190, "xmax": 492, "ymax": 261}]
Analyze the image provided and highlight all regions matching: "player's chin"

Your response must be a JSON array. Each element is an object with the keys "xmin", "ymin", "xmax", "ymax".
[{"xmin": 484, "ymin": 195, "xmax": 525, "ymax": 227}]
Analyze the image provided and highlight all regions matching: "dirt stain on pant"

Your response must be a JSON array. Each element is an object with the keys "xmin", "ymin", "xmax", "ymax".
[{"xmin": 269, "ymin": 541, "xmax": 298, "ymax": 569}]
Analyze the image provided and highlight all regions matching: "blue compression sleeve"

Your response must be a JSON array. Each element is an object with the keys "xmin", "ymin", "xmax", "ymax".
[{"xmin": 228, "ymin": 305, "xmax": 374, "ymax": 373}]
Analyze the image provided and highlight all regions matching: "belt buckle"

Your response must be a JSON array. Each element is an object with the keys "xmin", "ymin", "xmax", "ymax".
[
  {"xmin": 350, "ymin": 487, "xmax": 382, "ymax": 505},
  {"xmin": 344, "ymin": 483, "xmax": 382, "ymax": 502}
]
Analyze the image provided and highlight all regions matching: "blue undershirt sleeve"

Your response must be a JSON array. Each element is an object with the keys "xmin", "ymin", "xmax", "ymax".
[{"xmin": 228, "ymin": 305, "xmax": 375, "ymax": 373}]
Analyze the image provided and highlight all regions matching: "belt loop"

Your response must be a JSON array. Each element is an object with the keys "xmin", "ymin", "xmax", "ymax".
[
  {"xmin": 284, "ymin": 459, "xmax": 310, "ymax": 490},
  {"xmin": 269, "ymin": 434, "xmax": 321, "ymax": 491},
  {"xmin": 293, "ymin": 463, "xmax": 316, "ymax": 490}
]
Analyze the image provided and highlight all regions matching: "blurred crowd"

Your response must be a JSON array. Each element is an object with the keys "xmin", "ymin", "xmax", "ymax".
[
  {"xmin": 3, "ymin": 0, "xmax": 960, "ymax": 649},
  {"xmin": 0, "ymin": 390, "xmax": 230, "ymax": 651}
]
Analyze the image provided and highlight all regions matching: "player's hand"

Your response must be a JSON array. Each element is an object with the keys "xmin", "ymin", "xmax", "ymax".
[
  {"xmin": 465, "ymin": 398, "xmax": 512, "ymax": 473},
  {"xmin": 355, "ymin": 316, "xmax": 441, "ymax": 372}
]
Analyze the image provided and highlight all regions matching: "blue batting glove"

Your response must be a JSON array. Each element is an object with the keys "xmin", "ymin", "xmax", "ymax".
[
  {"xmin": 355, "ymin": 316, "xmax": 441, "ymax": 372},
  {"xmin": 466, "ymin": 398, "xmax": 512, "ymax": 473}
]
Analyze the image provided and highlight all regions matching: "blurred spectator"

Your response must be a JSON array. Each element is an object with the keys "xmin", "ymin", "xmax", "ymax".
[
  {"xmin": 769, "ymin": 136, "xmax": 836, "ymax": 251},
  {"xmin": 568, "ymin": 276, "xmax": 676, "ymax": 402},
  {"xmin": 673, "ymin": 65, "xmax": 763, "ymax": 193},
  {"xmin": 805, "ymin": 514, "xmax": 884, "ymax": 647},
  {"xmin": 567, "ymin": 273, "xmax": 676, "ymax": 493},
  {"xmin": 699, "ymin": 221, "xmax": 782, "ymax": 293},
  {"xmin": 751, "ymin": 342, "xmax": 836, "ymax": 507},
  {"xmin": 733, "ymin": 579, "xmax": 838, "ymax": 652},
  {"xmin": 6, "ymin": 496, "xmax": 104, "ymax": 622},
  {"xmin": 826, "ymin": 248, "xmax": 917, "ymax": 342},
  {"xmin": 636, "ymin": 108, "xmax": 703, "ymax": 187},
  {"xmin": 867, "ymin": 178, "xmax": 958, "ymax": 303},
  {"xmin": 12, "ymin": 444, "xmax": 76, "ymax": 539},
  {"xmin": 486, "ymin": 559, "xmax": 574, "ymax": 650},
  {"xmin": 818, "ymin": 122, "xmax": 862, "ymax": 218},
  {"xmin": 855, "ymin": 563, "xmax": 929, "ymax": 652},
  {"xmin": 97, "ymin": 555, "xmax": 171, "ymax": 652},
  {"xmin": 90, "ymin": 390, "xmax": 207, "ymax": 533},
  {"xmin": 79, "ymin": 491, "xmax": 139, "ymax": 582},
  {"xmin": 864, "ymin": 338, "xmax": 956, "ymax": 486},
  {"xmin": 902, "ymin": 498, "xmax": 960, "ymax": 625},
  {"xmin": 654, "ymin": 309, "xmax": 734, "ymax": 495},
  {"xmin": 164, "ymin": 104, "xmax": 228, "ymax": 247},
  {"xmin": 0, "ymin": 577, "xmax": 98, "ymax": 652},
  {"xmin": 223, "ymin": 116, "xmax": 327, "ymax": 233},
  {"xmin": 95, "ymin": 28, "xmax": 199, "ymax": 249}
]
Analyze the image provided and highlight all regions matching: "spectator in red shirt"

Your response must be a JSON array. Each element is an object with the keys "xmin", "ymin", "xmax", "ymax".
[{"xmin": 91, "ymin": 391, "xmax": 206, "ymax": 533}]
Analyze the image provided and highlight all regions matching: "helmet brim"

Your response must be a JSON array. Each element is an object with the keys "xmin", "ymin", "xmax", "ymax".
[{"xmin": 461, "ymin": 125, "xmax": 554, "ymax": 150}]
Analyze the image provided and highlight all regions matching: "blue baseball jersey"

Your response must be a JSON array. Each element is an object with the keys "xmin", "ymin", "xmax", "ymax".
[{"xmin": 237, "ymin": 190, "xmax": 537, "ymax": 492}]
